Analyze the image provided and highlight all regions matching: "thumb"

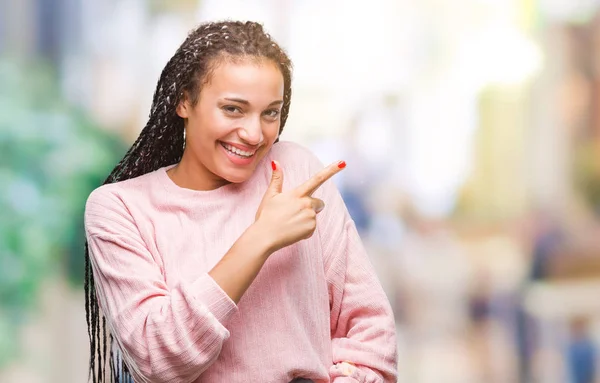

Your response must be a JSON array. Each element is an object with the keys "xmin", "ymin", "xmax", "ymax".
[{"xmin": 266, "ymin": 160, "xmax": 283, "ymax": 196}]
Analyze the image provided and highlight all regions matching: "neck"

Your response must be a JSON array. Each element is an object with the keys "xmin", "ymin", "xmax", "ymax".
[{"xmin": 167, "ymin": 152, "xmax": 230, "ymax": 191}]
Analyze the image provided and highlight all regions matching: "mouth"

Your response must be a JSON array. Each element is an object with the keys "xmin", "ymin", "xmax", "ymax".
[{"xmin": 219, "ymin": 141, "xmax": 258, "ymax": 159}]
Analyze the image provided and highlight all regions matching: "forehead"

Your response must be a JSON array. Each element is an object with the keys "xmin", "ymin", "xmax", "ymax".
[{"xmin": 202, "ymin": 58, "xmax": 284, "ymax": 100}]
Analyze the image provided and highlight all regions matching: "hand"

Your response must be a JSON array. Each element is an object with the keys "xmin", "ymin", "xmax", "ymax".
[{"xmin": 254, "ymin": 160, "xmax": 346, "ymax": 253}]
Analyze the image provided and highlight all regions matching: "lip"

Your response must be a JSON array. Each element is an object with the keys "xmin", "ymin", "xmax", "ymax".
[
  {"xmin": 220, "ymin": 141, "xmax": 259, "ymax": 154},
  {"xmin": 219, "ymin": 141, "xmax": 257, "ymax": 166}
]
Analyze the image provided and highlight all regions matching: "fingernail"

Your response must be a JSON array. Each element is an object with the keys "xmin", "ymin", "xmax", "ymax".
[
  {"xmin": 316, "ymin": 203, "xmax": 324, "ymax": 213},
  {"xmin": 271, "ymin": 161, "xmax": 276, "ymax": 171},
  {"xmin": 337, "ymin": 161, "xmax": 346, "ymax": 169}
]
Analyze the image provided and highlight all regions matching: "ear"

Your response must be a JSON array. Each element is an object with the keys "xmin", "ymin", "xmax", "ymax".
[{"xmin": 176, "ymin": 95, "xmax": 191, "ymax": 119}]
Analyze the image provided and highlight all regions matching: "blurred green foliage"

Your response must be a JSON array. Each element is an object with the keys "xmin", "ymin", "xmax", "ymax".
[{"xmin": 0, "ymin": 58, "xmax": 126, "ymax": 366}]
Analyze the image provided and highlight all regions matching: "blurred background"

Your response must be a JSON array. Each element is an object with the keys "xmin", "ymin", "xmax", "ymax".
[{"xmin": 3, "ymin": 0, "xmax": 600, "ymax": 382}]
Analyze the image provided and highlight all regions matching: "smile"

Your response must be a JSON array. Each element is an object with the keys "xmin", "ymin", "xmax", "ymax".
[{"xmin": 220, "ymin": 142, "xmax": 257, "ymax": 158}]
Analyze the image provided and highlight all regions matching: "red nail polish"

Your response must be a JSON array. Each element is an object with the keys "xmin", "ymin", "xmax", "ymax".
[
  {"xmin": 337, "ymin": 161, "xmax": 346, "ymax": 169},
  {"xmin": 271, "ymin": 161, "xmax": 276, "ymax": 171}
]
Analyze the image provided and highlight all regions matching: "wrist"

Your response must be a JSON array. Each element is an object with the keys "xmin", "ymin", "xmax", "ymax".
[{"xmin": 245, "ymin": 222, "xmax": 276, "ymax": 258}]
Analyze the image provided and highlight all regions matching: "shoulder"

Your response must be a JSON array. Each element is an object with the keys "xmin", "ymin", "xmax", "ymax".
[
  {"xmin": 84, "ymin": 169, "xmax": 162, "ymax": 233},
  {"xmin": 86, "ymin": 170, "xmax": 156, "ymax": 209},
  {"xmin": 85, "ymin": 183, "xmax": 125, "ymax": 216}
]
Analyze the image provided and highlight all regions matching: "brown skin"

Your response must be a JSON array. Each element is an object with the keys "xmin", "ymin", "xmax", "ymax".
[
  {"xmin": 168, "ymin": 57, "xmax": 345, "ymax": 304},
  {"xmin": 169, "ymin": 58, "xmax": 284, "ymax": 191}
]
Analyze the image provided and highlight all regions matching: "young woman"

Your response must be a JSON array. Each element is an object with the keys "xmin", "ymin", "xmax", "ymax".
[{"xmin": 84, "ymin": 20, "xmax": 398, "ymax": 383}]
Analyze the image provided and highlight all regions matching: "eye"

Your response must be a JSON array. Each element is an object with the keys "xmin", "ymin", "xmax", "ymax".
[
  {"xmin": 263, "ymin": 109, "xmax": 280, "ymax": 119},
  {"xmin": 222, "ymin": 105, "xmax": 242, "ymax": 114}
]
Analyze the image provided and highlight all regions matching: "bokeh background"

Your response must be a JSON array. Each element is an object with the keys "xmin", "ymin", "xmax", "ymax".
[{"xmin": 3, "ymin": 0, "xmax": 600, "ymax": 382}]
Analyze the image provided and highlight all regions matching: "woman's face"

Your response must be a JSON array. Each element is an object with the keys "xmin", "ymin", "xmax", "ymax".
[{"xmin": 176, "ymin": 58, "xmax": 284, "ymax": 189}]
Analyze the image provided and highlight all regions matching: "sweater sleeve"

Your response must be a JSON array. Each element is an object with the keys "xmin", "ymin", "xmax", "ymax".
[
  {"xmin": 84, "ymin": 188, "xmax": 237, "ymax": 383},
  {"xmin": 309, "ymin": 158, "xmax": 398, "ymax": 383}
]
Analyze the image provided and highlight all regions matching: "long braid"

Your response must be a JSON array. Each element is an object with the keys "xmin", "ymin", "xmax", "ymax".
[
  {"xmin": 84, "ymin": 20, "xmax": 293, "ymax": 382},
  {"xmin": 84, "ymin": 243, "xmax": 93, "ymax": 381}
]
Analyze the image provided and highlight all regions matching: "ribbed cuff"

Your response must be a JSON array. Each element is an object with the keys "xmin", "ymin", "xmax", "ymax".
[
  {"xmin": 191, "ymin": 273, "xmax": 238, "ymax": 325},
  {"xmin": 330, "ymin": 362, "xmax": 363, "ymax": 382}
]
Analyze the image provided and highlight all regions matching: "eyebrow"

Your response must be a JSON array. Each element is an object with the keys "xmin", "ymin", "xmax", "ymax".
[{"xmin": 224, "ymin": 97, "xmax": 284, "ymax": 106}]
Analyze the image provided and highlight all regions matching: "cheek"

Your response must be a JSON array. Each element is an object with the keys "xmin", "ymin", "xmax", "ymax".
[
  {"xmin": 193, "ymin": 109, "xmax": 232, "ymax": 138},
  {"xmin": 264, "ymin": 121, "xmax": 281, "ymax": 140}
]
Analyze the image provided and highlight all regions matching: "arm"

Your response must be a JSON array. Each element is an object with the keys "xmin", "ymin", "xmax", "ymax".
[
  {"xmin": 312, "ymin": 165, "xmax": 398, "ymax": 382},
  {"xmin": 85, "ymin": 189, "xmax": 270, "ymax": 383},
  {"xmin": 209, "ymin": 224, "xmax": 272, "ymax": 303}
]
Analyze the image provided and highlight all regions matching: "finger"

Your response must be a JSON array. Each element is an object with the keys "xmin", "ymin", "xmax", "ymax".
[
  {"xmin": 310, "ymin": 198, "xmax": 325, "ymax": 213},
  {"xmin": 300, "ymin": 197, "xmax": 324, "ymax": 213},
  {"xmin": 295, "ymin": 160, "xmax": 346, "ymax": 197},
  {"xmin": 266, "ymin": 160, "xmax": 283, "ymax": 196}
]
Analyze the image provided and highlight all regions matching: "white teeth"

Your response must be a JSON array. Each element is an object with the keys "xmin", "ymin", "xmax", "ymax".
[{"xmin": 222, "ymin": 143, "xmax": 255, "ymax": 157}]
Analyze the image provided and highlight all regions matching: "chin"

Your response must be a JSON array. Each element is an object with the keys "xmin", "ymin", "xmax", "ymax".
[{"xmin": 221, "ymin": 170, "xmax": 254, "ymax": 184}]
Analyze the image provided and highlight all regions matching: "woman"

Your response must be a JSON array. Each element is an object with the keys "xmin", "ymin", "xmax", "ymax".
[{"xmin": 84, "ymin": 20, "xmax": 397, "ymax": 383}]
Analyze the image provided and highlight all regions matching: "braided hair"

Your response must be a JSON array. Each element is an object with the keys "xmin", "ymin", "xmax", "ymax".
[{"xmin": 84, "ymin": 20, "xmax": 293, "ymax": 382}]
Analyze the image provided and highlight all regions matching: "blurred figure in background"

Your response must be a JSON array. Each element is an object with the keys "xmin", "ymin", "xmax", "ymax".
[{"xmin": 567, "ymin": 317, "xmax": 597, "ymax": 383}]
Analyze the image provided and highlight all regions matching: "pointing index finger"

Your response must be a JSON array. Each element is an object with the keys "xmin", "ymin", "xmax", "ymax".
[{"xmin": 295, "ymin": 160, "xmax": 346, "ymax": 197}]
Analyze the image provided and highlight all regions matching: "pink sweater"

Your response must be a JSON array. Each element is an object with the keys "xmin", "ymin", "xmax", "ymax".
[{"xmin": 84, "ymin": 141, "xmax": 398, "ymax": 383}]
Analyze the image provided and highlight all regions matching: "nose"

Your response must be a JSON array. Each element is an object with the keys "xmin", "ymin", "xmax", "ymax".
[{"xmin": 238, "ymin": 116, "xmax": 264, "ymax": 145}]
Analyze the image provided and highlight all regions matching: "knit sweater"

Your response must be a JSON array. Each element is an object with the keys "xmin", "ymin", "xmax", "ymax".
[{"xmin": 84, "ymin": 141, "xmax": 398, "ymax": 383}]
